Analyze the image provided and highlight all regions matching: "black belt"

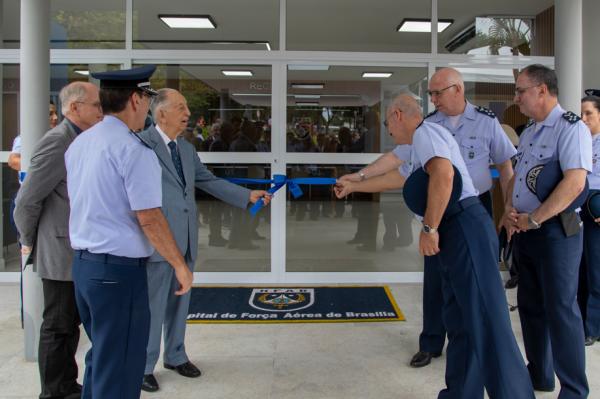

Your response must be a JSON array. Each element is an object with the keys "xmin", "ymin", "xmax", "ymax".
[
  {"xmin": 444, "ymin": 196, "xmax": 481, "ymax": 220},
  {"xmin": 75, "ymin": 250, "xmax": 147, "ymax": 266}
]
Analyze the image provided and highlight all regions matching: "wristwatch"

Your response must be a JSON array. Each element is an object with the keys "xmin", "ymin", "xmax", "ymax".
[
  {"xmin": 358, "ymin": 171, "xmax": 366, "ymax": 181},
  {"xmin": 422, "ymin": 224, "xmax": 438, "ymax": 234},
  {"xmin": 527, "ymin": 214, "xmax": 541, "ymax": 230}
]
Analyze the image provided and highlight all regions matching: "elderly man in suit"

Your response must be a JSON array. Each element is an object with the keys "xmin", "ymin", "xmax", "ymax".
[
  {"xmin": 14, "ymin": 81, "xmax": 102, "ymax": 399},
  {"xmin": 139, "ymin": 88, "xmax": 270, "ymax": 392}
]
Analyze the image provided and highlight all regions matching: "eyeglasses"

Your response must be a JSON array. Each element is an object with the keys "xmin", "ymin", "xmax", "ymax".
[
  {"xmin": 514, "ymin": 84, "xmax": 541, "ymax": 97},
  {"xmin": 76, "ymin": 101, "xmax": 102, "ymax": 110},
  {"xmin": 427, "ymin": 84, "xmax": 457, "ymax": 97}
]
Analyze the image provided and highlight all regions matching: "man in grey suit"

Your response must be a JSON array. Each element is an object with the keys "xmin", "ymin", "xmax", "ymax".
[
  {"xmin": 14, "ymin": 81, "xmax": 103, "ymax": 399},
  {"xmin": 139, "ymin": 88, "xmax": 271, "ymax": 392}
]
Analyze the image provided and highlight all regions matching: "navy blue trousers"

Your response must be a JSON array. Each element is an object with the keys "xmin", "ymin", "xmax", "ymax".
[
  {"xmin": 437, "ymin": 201, "xmax": 534, "ymax": 399},
  {"xmin": 515, "ymin": 219, "xmax": 589, "ymax": 398},
  {"xmin": 418, "ymin": 191, "xmax": 493, "ymax": 354},
  {"xmin": 578, "ymin": 210, "xmax": 600, "ymax": 337},
  {"xmin": 72, "ymin": 250, "xmax": 150, "ymax": 399}
]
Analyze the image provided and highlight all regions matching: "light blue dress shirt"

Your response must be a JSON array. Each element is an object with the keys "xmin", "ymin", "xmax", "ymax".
[
  {"xmin": 392, "ymin": 144, "xmax": 411, "ymax": 161},
  {"xmin": 65, "ymin": 115, "xmax": 163, "ymax": 258},
  {"xmin": 400, "ymin": 121, "xmax": 479, "ymax": 201},
  {"xmin": 512, "ymin": 104, "xmax": 593, "ymax": 213},
  {"xmin": 589, "ymin": 134, "xmax": 600, "ymax": 190},
  {"xmin": 427, "ymin": 102, "xmax": 517, "ymax": 194}
]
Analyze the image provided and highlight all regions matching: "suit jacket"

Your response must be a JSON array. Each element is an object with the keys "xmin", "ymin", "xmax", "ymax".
[
  {"xmin": 139, "ymin": 126, "xmax": 250, "ymax": 263},
  {"xmin": 14, "ymin": 119, "xmax": 77, "ymax": 281}
]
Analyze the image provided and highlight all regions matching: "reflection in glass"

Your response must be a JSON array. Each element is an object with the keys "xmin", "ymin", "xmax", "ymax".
[
  {"xmin": 195, "ymin": 164, "xmax": 271, "ymax": 272},
  {"xmin": 50, "ymin": 1, "xmax": 126, "ymax": 49},
  {"xmin": 2, "ymin": 164, "xmax": 20, "ymax": 272},
  {"xmin": 287, "ymin": 66, "xmax": 428, "ymax": 153},
  {"xmin": 286, "ymin": 164, "xmax": 422, "ymax": 272},
  {"xmin": 143, "ymin": 65, "xmax": 271, "ymax": 152}
]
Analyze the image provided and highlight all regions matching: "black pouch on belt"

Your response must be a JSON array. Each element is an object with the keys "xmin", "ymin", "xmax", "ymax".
[{"xmin": 559, "ymin": 210, "xmax": 582, "ymax": 237}]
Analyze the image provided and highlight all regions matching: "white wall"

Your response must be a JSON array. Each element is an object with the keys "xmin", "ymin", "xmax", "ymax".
[{"xmin": 583, "ymin": 0, "xmax": 600, "ymax": 92}]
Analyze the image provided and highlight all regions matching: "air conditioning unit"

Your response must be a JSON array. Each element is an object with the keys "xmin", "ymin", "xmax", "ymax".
[{"xmin": 444, "ymin": 22, "xmax": 476, "ymax": 53}]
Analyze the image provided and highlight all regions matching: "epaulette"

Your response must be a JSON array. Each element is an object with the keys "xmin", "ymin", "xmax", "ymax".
[
  {"xmin": 562, "ymin": 111, "xmax": 581, "ymax": 124},
  {"xmin": 525, "ymin": 119, "xmax": 535, "ymax": 128},
  {"xmin": 475, "ymin": 105, "xmax": 496, "ymax": 118},
  {"xmin": 424, "ymin": 110, "xmax": 437, "ymax": 119}
]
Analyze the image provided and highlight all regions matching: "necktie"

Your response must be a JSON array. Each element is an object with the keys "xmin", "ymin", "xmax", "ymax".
[{"xmin": 168, "ymin": 141, "xmax": 186, "ymax": 185}]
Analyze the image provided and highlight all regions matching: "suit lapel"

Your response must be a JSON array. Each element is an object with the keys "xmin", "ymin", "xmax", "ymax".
[
  {"xmin": 146, "ymin": 127, "xmax": 184, "ymax": 188},
  {"xmin": 177, "ymin": 136, "xmax": 194, "ymax": 187}
]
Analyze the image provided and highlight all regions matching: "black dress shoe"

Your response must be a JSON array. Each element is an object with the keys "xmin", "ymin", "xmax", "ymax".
[
  {"xmin": 409, "ymin": 351, "xmax": 441, "ymax": 368},
  {"xmin": 164, "ymin": 361, "xmax": 202, "ymax": 378},
  {"xmin": 208, "ymin": 236, "xmax": 228, "ymax": 247},
  {"xmin": 141, "ymin": 374, "xmax": 159, "ymax": 392},
  {"xmin": 585, "ymin": 336, "xmax": 600, "ymax": 346},
  {"xmin": 504, "ymin": 276, "xmax": 519, "ymax": 289}
]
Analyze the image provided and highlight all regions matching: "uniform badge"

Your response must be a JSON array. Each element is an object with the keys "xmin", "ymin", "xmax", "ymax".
[
  {"xmin": 468, "ymin": 151, "xmax": 475, "ymax": 159},
  {"xmin": 249, "ymin": 288, "xmax": 314, "ymax": 312},
  {"xmin": 475, "ymin": 106, "xmax": 496, "ymax": 118},
  {"xmin": 562, "ymin": 111, "xmax": 581, "ymax": 124},
  {"xmin": 526, "ymin": 165, "xmax": 544, "ymax": 194}
]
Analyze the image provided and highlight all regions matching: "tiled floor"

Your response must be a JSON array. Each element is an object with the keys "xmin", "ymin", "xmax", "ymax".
[{"xmin": 0, "ymin": 283, "xmax": 599, "ymax": 398}]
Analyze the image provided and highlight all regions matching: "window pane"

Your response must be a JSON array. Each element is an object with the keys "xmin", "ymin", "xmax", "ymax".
[
  {"xmin": 1, "ymin": 164, "xmax": 20, "ymax": 271},
  {"xmin": 195, "ymin": 164, "xmax": 271, "ymax": 272},
  {"xmin": 286, "ymin": 164, "xmax": 422, "ymax": 272},
  {"xmin": 133, "ymin": 0, "xmax": 279, "ymax": 50},
  {"xmin": 438, "ymin": 0, "xmax": 554, "ymax": 56},
  {"xmin": 287, "ymin": 0, "xmax": 431, "ymax": 52},
  {"xmin": 0, "ymin": 0, "xmax": 20, "ymax": 49},
  {"xmin": 287, "ymin": 66, "xmax": 428, "ymax": 153},
  {"xmin": 140, "ymin": 64, "xmax": 272, "ymax": 152},
  {"xmin": 50, "ymin": 0, "xmax": 126, "ymax": 49}
]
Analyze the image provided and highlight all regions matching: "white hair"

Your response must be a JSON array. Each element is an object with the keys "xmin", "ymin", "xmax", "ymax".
[{"xmin": 59, "ymin": 82, "xmax": 91, "ymax": 117}]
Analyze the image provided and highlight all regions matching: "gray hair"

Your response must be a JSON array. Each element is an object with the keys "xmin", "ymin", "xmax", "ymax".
[
  {"xmin": 389, "ymin": 92, "xmax": 423, "ymax": 118},
  {"xmin": 150, "ymin": 88, "xmax": 177, "ymax": 116},
  {"xmin": 59, "ymin": 81, "xmax": 90, "ymax": 116}
]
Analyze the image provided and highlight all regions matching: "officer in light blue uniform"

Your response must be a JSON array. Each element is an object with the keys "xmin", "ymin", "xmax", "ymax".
[
  {"xmin": 335, "ymin": 94, "xmax": 534, "ymax": 399},
  {"xmin": 504, "ymin": 65, "xmax": 591, "ymax": 398},
  {"xmin": 66, "ymin": 65, "xmax": 193, "ymax": 399},
  {"xmin": 411, "ymin": 67, "xmax": 517, "ymax": 368},
  {"xmin": 579, "ymin": 95, "xmax": 600, "ymax": 346}
]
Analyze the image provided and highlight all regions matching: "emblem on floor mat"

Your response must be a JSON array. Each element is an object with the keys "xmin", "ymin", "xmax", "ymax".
[{"xmin": 249, "ymin": 288, "xmax": 315, "ymax": 312}]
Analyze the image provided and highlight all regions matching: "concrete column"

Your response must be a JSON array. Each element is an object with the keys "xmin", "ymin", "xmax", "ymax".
[
  {"xmin": 555, "ymin": 0, "xmax": 582, "ymax": 112},
  {"xmin": 20, "ymin": 0, "xmax": 50, "ymax": 362}
]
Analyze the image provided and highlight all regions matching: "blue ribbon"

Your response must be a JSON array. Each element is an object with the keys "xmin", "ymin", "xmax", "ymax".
[{"xmin": 226, "ymin": 174, "xmax": 337, "ymax": 215}]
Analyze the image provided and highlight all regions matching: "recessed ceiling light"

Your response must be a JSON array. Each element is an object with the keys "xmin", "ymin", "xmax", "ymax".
[
  {"xmin": 288, "ymin": 65, "xmax": 330, "ymax": 71},
  {"xmin": 159, "ymin": 14, "xmax": 217, "ymax": 29},
  {"xmin": 294, "ymin": 94, "xmax": 321, "ymax": 99},
  {"xmin": 296, "ymin": 102, "xmax": 319, "ymax": 106},
  {"xmin": 397, "ymin": 19, "xmax": 453, "ymax": 33},
  {"xmin": 222, "ymin": 70, "xmax": 253, "ymax": 77},
  {"xmin": 291, "ymin": 83, "xmax": 324, "ymax": 89},
  {"xmin": 74, "ymin": 69, "xmax": 89, "ymax": 76},
  {"xmin": 362, "ymin": 72, "xmax": 392, "ymax": 78}
]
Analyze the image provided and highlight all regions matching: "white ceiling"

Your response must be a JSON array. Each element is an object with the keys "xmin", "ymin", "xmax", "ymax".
[{"xmin": 1, "ymin": 0, "xmax": 553, "ymax": 52}]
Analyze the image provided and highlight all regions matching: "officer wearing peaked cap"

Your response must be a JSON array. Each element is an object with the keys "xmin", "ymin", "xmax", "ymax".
[
  {"xmin": 65, "ymin": 65, "xmax": 193, "ymax": 398},
  {"xmin": 503, "ymin": 64, "xmax": 591, "ymax": 398},
  {"xmin": 335, "ymin": 94, "xmax": 534, "ymax": 399}
]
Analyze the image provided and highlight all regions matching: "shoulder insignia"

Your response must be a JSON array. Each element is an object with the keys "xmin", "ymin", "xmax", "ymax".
[
  {"xmin": 525, "ymin": 119, "xmax": 535, "ymax": 128},
  {"xmin": 475, "ymin": 105, "xmax": 496, "ymax": 118},
  {"xmin": 562, "ymin": 111, "xmax": 581, "ymax": 124},
  {"xmin": 424, "ymin": 110, "xmax": 437, "ymax": 119}
]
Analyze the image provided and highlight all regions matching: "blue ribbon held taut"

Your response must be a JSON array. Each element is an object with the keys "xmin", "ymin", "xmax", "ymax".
[{"xmin": 226, "ymin": 174, "xmax": 337, "ymax": 215}]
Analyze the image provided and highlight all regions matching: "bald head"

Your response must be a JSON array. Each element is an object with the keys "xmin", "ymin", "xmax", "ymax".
[{"xmin": 431, "ymin": 68, "xmax": 464, "ymax": 91}]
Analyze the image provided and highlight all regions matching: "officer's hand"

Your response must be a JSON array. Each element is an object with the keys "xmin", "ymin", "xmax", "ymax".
[
  {"xmin": 339, "ymin": 173, "xmax": 361, "ymax": 182},
  {"xmin": 21, "ymin": 245, "xmax": 32, "ymax": 255},
  {"xmin": 595, "ymin": 217, "xmax": 600, "ymax": 225},
  {"xmin": 501, "ymin": 207, "xmax": 520, "ymax": 240},
  {"xmin": 334, "ymin": 180, "xmax": 354, "ymax": 198},
  {"xmin": 174, "ymin": 266, "xmax": 193, "ymax": 296},
  {"xmin": 250, "ymin": 190, "xmax": 272, "ymax": 206},
  {"xmin": 419, "ymin": 231, "xmax": 440, "ymax": 256},
  {"xmin": 515, "ymin": 213, "xmax": 529, "ymax": 232}
]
